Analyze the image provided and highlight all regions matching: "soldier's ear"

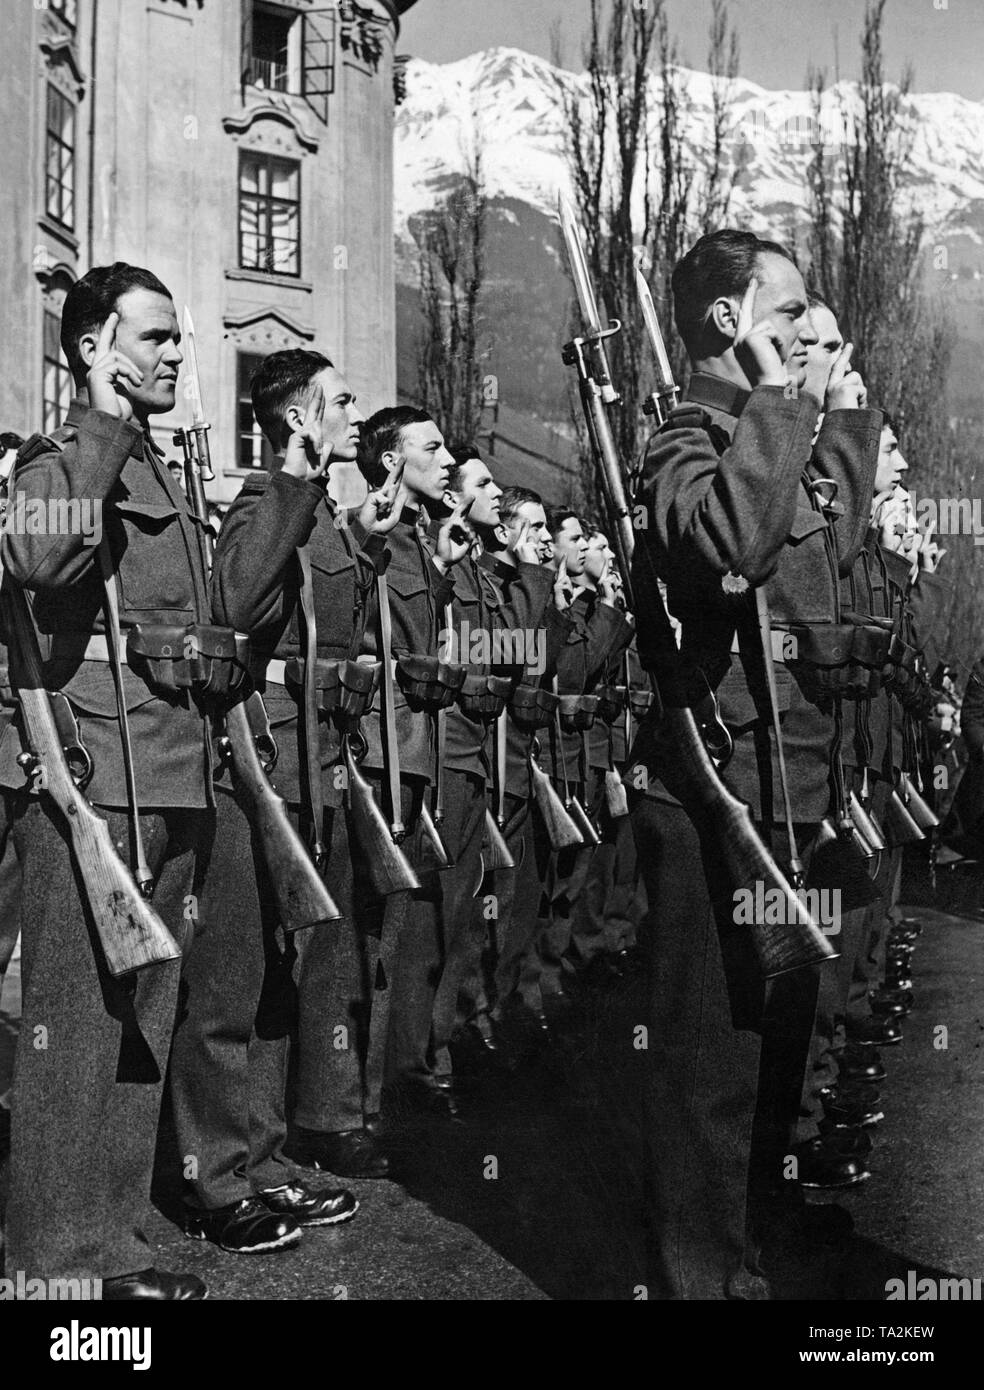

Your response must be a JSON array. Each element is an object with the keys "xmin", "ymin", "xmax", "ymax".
[
  {"xmin": 284, "ymin": 400, "xmax": 306, "ymax": 435},
  {"xmin": 493, "ymin": 522, "xmax": 509, "ymax": 547},
  {"xmin": 77, "ymin": 329, "xmax": 101, "ymax": 370},
  {"xmin": 709, "ymin": 295, "xmax": 740, "ymax": 341}
]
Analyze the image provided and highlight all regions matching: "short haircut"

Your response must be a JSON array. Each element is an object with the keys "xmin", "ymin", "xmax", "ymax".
[
  {"xmin": 881, "ymin": 411, "xmax": 899, "ymax": 438},
  {"xmin": 448, "ymin": 442, "xmax": 484, "ymax": 493},
  {"xmin": 671, "ymin": 229, "xmax": 796, "ymax": 356},
  {"xmin": 357, "ymin": 405, "xmax": 432, "ymax": 487},
  {"xmin": 250, "ymin": 349, "xmax": 334, "ymax": 451},
  {"xmin": 60, "ymin": 263, "xmax": 172, "ymax": 381},
  {"xmin": 807, "ymin": 287, "xmax": 831, "ymax": 311},
  {"xmin": 499, "ymin": 485, "xmax": 543, "ymax": 527},
  {"xmin": 546, "ymin": 506, "xmax": 582, "ymax": 539}
]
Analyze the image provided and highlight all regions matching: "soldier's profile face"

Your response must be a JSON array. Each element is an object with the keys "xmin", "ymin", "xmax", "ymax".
[
  {"xmin": 396, "ymin": 420, "xmax": 454, "ymax": 502},
  {"xmin": 454, "ymin": 456, "xmax": 501, "ymax": 528},
  {"xmin": 749, "ymin": 253, "xmax": 815, "ymax": 386},
  {"xmin": 805, "ymin": 304, "xmax": 843, "ymax": 371},
  {"xmin": 507, "ymin": 500, "xmax": 552, "ymax": 561},
  {"xmin": 875, "ymin": 425, "xmax": 908, "ymax": 493},
  {"xmin": 307, "ymin": 366, "xmax": 364, "ymax": 462},
  {"xmin": 113, "ymin": 289, "xmax": 183, "ymax": 415},
  {"xmin": 553, "ymin": 516, "xmax": 588, "ymax": 575},
  {"xmin": 583, "ymin": 532, "xmax": 610, "ymax": 581}
]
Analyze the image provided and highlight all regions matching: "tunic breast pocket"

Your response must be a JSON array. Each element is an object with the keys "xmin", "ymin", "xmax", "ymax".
[
  {"xmin": 774, "ymin": 505, "xmax": 835, "ymax": 624},
  {"xmin": 114, "ymin": 499, "xmax": 195, "ymax": 615},
  {"xmin": 310, "ymin": 549, "xmax": 357, "ymax": 647},
  {"xmin": 384, "ymin": 566, "xmax": 431, "ymax": 653}
]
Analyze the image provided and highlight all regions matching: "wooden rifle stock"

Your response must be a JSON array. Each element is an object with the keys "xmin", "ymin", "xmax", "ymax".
[
  {"xmin": 341, "ymin": 736, "xmax": 419, "ymax": 895},
  {"xmin": 528, "ymin": 751, "xmax": 583, "ymax": 850},
  {"xmin": 481, "ymin": 807, "xmax": 515, "ymax": 871},
  {"xmin": 6, "ymin": 587, "xmax": 181, "ymax": 976},
  {"xmin": 222, "ymin": 697, "xmax": 342, "ymax": 931}
]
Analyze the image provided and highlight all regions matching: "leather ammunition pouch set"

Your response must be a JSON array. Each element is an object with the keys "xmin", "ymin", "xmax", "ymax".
[
  {"xmin": 285, "ymin": 657, "xmax": 380, "ymax": 723},
  {"xmin": 126, "ymin": 622, "xmax": 250, "ymax": 704},
  {"xmin": 509, "ymin": 682, "xmax": 559, "ymax": 730},
  {"xmin": 593, "ymin": 683, "xmax": 625, "ymax": 724},
  {"xmin": 395, "ymin": 653, "xmax": 467, "ymax": 712},
  {"xmin": 457, "ymin": 670, "xmax": 515, "ymax": 722},
  {"xmin": 783, "ymin": 620, "xmax": 898, "ymax": 703}
]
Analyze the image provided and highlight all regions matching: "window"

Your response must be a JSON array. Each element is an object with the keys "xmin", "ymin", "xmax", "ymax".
[
  {"xmin": 42, "ymin": 308, "xmax": 72, "ymax": 434},
  {"xmin": 241, "ymin": 3, "xmax": 336, "ymax": 126},
  {"xmin": 239, "ymin": 152, "xmax": 300, "ymax": 276},
  {"xmin": 237, "ymin": 352, "xmax": 275, "ymax": 471},
  {"xmin": 45, "ymin": 85, "xmax": 76, "ymax": 228}
]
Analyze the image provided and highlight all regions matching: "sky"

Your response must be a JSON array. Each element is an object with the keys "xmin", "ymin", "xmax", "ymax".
[{"xmin": 399, "ymin": 0, "xmax": 984, "ymax": 101}]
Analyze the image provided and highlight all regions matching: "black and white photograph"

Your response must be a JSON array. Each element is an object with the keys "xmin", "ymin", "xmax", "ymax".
[{"xmin": 0, "ymin": 0, "xmax": 981, "ymax": 1354}]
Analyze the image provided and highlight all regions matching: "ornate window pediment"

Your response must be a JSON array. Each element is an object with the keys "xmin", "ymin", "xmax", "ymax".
[
  {"xmin": 40, "ymin": 35, "xmax": 86, "ymax": 101},
  {"xmin": 223, "ymin": 104, "xmax": 319, "ymax": 156},
  {"xmin": 223, "ymin": 307, "xmax": 315, "ymax": 350}
]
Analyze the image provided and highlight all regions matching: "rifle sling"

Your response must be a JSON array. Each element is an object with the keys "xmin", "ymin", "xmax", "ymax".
[
  {"xmin": 98, "ymin": 536, "xmax": 152, "ymax": 893},
  {"xmin": 376, "ymin": 568, "xmax": 404, "ymax": 840},
  {"xmin": 754, "ymin": 585, "xmax": 803, "ymax": 887},
  {"xmin": 297, "ymin": 544, "xmax": 326, "ymax": 866}
]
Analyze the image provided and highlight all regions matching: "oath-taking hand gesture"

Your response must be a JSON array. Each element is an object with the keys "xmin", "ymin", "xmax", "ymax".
[
  {"xmin": 358, "ymin": 457, "xmax": 406, "ymax": 536},
  {"xmin": 826, "ymin": 342, "xmax": 868, "ymax": 411},
  {"xmin": 283, "ymin": 385, "xmax": 334, "ymax": 484},
  {"xmin": 732, "ymin": 278, "xmax": 787, "ymax": 389},
  {"xmin": 511, "ymin": 519, "xmax": 541, "ymax": 567},
  {"xmin": 553, "ymin": 556, "xmax": 576, "ymax": 612},
  {"xmin": 435, "ymin": 496, "xmax": 475, "ymax": 568},
  {"xmin": 87, "ymin": 313, "xmax": 140, "ymax": 421}
]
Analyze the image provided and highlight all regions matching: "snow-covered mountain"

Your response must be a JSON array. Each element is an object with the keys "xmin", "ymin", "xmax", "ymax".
[{"xmin": 395, "ymin": 47, "xmax": 984, "ymax": 423}]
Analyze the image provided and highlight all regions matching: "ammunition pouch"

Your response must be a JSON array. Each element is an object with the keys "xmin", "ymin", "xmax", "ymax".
[
  {"xmin": 593, "ymin": 684, "xmax": 625, "ymax": 725},
  {"xmin": 285, "ymin": 657, "xmax": 381, "ymax": 721},
  {"xmin": 127, "ymin": 622, "xmax": 249, "ymax": 700},
  {"xmin": 456, "ymin": 671, "xmax": 514, "ymax": 722},
  {"xmin": 784, "ymin": 623, "xmax": 893, "ymax": 701},
  {"xmin": 509, "ymin": 682, "xmax": 559, "ymax": 731},
  {"xmin": 558, "ymin": 693, "xmax": 600, "ymax": 734},
  {"xmin": 628, "ymin": 688, "xmax": 656, "ymax": 720},
  {"xmin": 395, "ymin": 653, "xmax": 467, "ymax": 712}
]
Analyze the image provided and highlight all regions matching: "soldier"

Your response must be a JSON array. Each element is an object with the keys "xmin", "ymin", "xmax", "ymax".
[
  {"xmin": 210, "ymin": 347, "xmax": 401, "ymax": 1186},
  {"xmin": 0, "ymin": 264, "xmax": 208, "ymax": 1297},
  {"xmin": 427, "ymin": 448, "xmax": 556, "ymax": 1080},
  {"xmin": 629, "ymin": 229, "xmax": 880, "ymax": 1299},
  {"xmin": 353, "ymin": 407, "xmax": 472, "ymax": 1119},
  {"xmin": 524, "ymin": 509, "xmax": 632, "ymax": 1016}
]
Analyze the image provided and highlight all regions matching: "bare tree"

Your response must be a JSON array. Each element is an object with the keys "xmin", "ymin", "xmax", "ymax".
[
  {"xmin": 558, "ymin": 0, "xmax": 743, "ymax": 493},
  {"xmin": 411, "ymin": 133, "xmax": 489, "ymax": 450}
]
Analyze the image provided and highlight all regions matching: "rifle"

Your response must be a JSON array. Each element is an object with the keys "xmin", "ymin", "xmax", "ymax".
[
  {"xmin": 5, "ymin": 583, "xmax": 181, "ymax": 976},
  {"xmin": 558, "ymin": 199, "xmax": 835, "ymax": 978},
  {"xmin": 176, "ymin": 306, "xmax": 341, "ymax": 931}
]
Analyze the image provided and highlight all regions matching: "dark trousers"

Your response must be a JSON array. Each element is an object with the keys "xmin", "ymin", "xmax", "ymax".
[
  {"xmin": 571, "ymin": 767, "xmax": 642, "ymax": 964},
  {"xmin": 0, "ymin": 789, "xmax": 21, "ymax": 980},
  {"xmin": 524, "ymin": 790, "xmax": 594, "ymax": 1001},
  {"xmin": 6, "ymin": 798, "xmax": 199, "ymax": 1281},
  {"xmin": 490, "ymin": 792, "xmax": 538, "ymax": 1012},
  {"xmin": 292, "ymin": 802, "xmax": 382, "ymax": 1135},
  {"xmin": 631, "ymin": 798, "xmax": 768, "ymax": 1299},
  {"xmin": 794, "ymin": 904, "xmax": 868, "ymax": 1142},
  {"xmin": 168, "ymin": 784, "xmax": 291, "ymax": 1210},
  {"xmin": 430, "ymin": 771, "xmax": 488, "ymax": 1075}
]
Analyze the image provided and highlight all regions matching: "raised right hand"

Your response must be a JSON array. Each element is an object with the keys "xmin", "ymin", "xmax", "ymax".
[
  {"xmin": 282, "ymin": 385, "xmax": 333, "ymax": 483},
  {"xmin": 553, "ymin": 556, "xmax": 575, "ymax": 611},
  {"xmin": 511, "ymin": 519, "xmax": 541, "ymax": 566},
  {"xmin": 732, "ymin": 278, "xmax": 787, "ymax": 389},
  {"xmin": 87, "ymin": 312, "xmax": 141, "ymax": 421}
]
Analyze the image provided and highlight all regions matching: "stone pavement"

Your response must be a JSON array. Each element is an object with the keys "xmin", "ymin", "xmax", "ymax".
[{"xmin": 1, "ymin": 883, "xmax": 982, "ymax": 1299}]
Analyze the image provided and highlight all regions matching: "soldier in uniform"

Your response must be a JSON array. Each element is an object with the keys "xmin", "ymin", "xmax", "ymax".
[
  {"xmin": 353, "ymin": 407, "xmax": 472, "ymax": 1119},
  {"xmin": 628, "ymin": 229, "xmax": 880, "ymax": 1299},
  {"xmin": 211, "ymin": 348, "xmax": 403, "ymax": 1180},
  {"xmin": 0, "ymin": 264, "xmax": 208, "ymax": 1297},
  {"xmin": 427, "ymin": 447, "xmax": 557, "ymax": 1079}
]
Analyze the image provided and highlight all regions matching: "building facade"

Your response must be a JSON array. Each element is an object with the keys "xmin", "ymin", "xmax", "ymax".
[{"xmin": 1, "ymin": 0, "xmax": 418, "ymax": 504}]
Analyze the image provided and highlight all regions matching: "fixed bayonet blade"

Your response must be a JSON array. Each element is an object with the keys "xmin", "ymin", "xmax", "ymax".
[
  {"xmin": 182, "ymin": 304, "xmax": 206, "ymax": 427},
  {"xmin": 559, "ymin": 196, "xmax": 605, "ymax": 337},
  {"xmin": 635, "ymin": 267, "xmax": 676, "ymax": 392}
]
